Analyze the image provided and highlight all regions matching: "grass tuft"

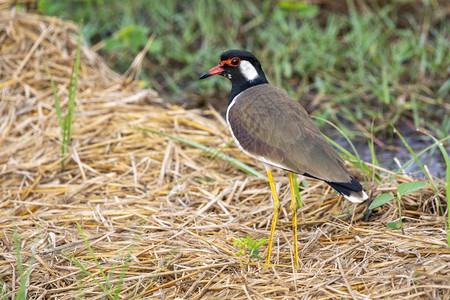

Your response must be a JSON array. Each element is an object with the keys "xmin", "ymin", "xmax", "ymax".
[
  {"xmin": 65, "ymin": 222, "xmax": 137, "ymax": 298},
  {"xmin": 46, "ymin": 28, "xmax": 82, "ymax": 170},
  {"xmin": 36, "ymin": 1, "xmax": 449, "ymax": 140}
]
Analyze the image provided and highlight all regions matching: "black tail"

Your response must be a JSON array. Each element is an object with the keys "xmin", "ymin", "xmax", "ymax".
[
  {"xmin": 326, "ymin": 176, "xmax": 362, "ymax": 197},
  {"xmin": 326, "ymin": 176, "xmax": 368, "ymax": 203},
  {"xmin": 303, "ymin": 173, "xmax": 368, "ymax": 203}
]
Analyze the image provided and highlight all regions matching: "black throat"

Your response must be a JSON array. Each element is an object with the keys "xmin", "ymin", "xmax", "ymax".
[{"xmin": 228, "ymin": 76, "xmax": 268, "ymax": 105}]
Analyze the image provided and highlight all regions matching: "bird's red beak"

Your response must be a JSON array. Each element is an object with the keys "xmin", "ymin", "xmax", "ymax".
[{"xmin": 199, "ymin": 64, "xmax": 224, "ymax": 79}]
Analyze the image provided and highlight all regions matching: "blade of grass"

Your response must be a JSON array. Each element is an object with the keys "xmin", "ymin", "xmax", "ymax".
[
  {"xmin": 313, "ymin": 116, "xmax": 373, "ymax": 181},
  {"xmin": 113, "ymin": 249, "xmax": 133, "ymax": 297},
  {"xmin": 388, "ymin": 134, "xmax": 450, "ymax": 183},
  {"xmin": 292, "ymin": 173, "xmax": 303, "ymax": 208},
  {"xmin": 14, "ymin": 227, "xmax": 34, "ymax": 300},
  {"xmin": 67, "ymin": 225, "xmax": 138, "ymax": 299},
  {"xmin": 369, "ymin": 121, "xmax": 381, "ymax": 184},
  {"xmin": 14, "ymin": 227, "xmax": 26, "ymax": 300},
  {"xmin": 0, "ymin": 281, "xmax": 7, "ymax": 300},
  {"xmin": 62, "ymin": 29, "xmax": 82, "ymax": 169},
  {"xmin": 66, "ymin": 30, "xmax": 82, "ymax": 144},
  {"xmin": 394, "ymin": 128, "xmax": 446, "ymax": 232},
  {"xmin": 314, "ymin": 117, "xmax": 361, "ymax": 160},
  {"xmin": 75, "ymin": 222, "xmax": 113, "ymax": 292},
  {"xmin": 46, "ymin": 29, "xmax": 82, "ymax": 170},
  {"xmin": 46, "ymin": 63, "xmax": 67, "ymax": 170},
  {"xmin": 395, "ymin": 193, "xmax": 404, "ymax": 231},
  {"xmin": 422, "ymin": 131, "xmax": 450, "ymax": 248},
  {"xmin": 112, "ymin": 232, "xmax": 140, "ymax": 297},
  {"xmin": 394, "ymin": 128, "xmax": 440, "ymax": 199},
  {"xmin": 135, "ymin": 127, "xmax": 264, "ymax": 178},
  {"xmin": 66, "ymin": 253, "xmax": 114, "ymax": 298},
  {"xmin": 45, "ymin": 64, "xmax": 64, "ymax": 130},
  {"xmin": 321, "ymin": 134, "xmax": 374, "ymax": 180},
  {"xmin": 211, "ymin": 139, "xmax": 234, "ymax": 159}
]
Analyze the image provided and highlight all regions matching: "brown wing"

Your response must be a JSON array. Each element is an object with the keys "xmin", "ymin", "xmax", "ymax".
[{"xmin": 227, "ymin": 84, "xmax": 353, "ymax": 183}]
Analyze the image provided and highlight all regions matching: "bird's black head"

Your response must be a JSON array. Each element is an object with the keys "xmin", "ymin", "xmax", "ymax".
[{"xmin": 199, "ymin": 49, "xmax": 269, "ymax": 101}]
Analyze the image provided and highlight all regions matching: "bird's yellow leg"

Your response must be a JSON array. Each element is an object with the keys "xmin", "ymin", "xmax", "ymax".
[
  {"xmin": 288, "ymin": 172, "xmax": 299, "ymax": 268},
  {"xmin": 265, "ymin": 169, "xmax": 280, "ymax": 266}
]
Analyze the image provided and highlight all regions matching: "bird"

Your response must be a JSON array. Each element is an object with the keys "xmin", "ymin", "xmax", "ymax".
[{"xmin": 199, "ymin": 49, "xmax": 368, "ymax": 267}]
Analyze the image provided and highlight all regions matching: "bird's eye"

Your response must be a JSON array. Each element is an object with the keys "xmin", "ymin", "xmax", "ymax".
[{"xmin": 230, "ymin": 57, "xmax": 240, "ymax": 66}]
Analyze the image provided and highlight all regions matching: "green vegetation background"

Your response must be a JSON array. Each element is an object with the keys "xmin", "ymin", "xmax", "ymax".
[{"xmin": 37, "ymin": 0, "xmax": 449, "ymax": 141}]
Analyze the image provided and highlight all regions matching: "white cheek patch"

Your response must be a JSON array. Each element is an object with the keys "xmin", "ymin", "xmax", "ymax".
[{"xmin": 239, "ymin": 60, "xmax": 259, "ymax": 81}]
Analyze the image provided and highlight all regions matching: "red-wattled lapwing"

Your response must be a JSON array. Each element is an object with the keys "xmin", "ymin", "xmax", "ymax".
[{"xmin": 199, "ymin": 49, "xmax": 368, "ymax": 267}]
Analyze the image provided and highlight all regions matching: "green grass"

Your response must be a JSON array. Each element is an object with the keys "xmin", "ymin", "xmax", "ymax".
[
  {"xmin": 66, "ymin": 222, "xmax": 134, "ymax": 299},
  {"xmin": 234, "ymin": 236, "xmax": 268, "ymax": 260},
  {"xmin": 292, "ymin": 174, "xmax": 303, "ymax": 208},
  {"xmin": 11, "ymin": 227, "xmax": 34, "ymax": 300},
  {"xmin": 67, "ymin": 223, "xmax": 115, "ymax": 298},
  {"xmin": 370, "ymin": 181, "xmax": 427, "ymax": 231},
  {"xmin": 35, "ymin": 0, "xmax": 449, "ymax": 138},
  {"xmin": 46, "ymin": 29, "xmax": 82, "ymax": 171}
]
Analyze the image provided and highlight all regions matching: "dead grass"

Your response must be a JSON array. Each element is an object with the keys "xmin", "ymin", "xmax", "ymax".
[{"xmin": 0, "ymin": 9, "xmax": 449, "ymax": 299}]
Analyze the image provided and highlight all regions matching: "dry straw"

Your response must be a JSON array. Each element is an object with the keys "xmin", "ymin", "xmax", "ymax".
[{"xmin": 0, "ymin": 9, "xmax": 449, "ymax": 299}]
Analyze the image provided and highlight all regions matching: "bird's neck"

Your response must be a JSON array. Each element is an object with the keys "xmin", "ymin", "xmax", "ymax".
[{"xmin": 229, "ymin": 77, "xmax": 269, "ymax": 104}]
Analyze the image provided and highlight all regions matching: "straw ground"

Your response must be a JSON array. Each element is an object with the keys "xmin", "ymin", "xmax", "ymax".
[{"xmin": 1, "ymin": 10, "xmax": 449, "ymax": 299}]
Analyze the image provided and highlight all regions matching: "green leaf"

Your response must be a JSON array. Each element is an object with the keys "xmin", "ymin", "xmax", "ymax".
[
  {"xmin": 369, "ymin": 193, "xmax": 395, "ymax": 209},
  {"xmin": 279, "ymin": 1, "xmax": 319, "ymax": 18},
  {"xmin": 254, "ymin": 238, "xmax": 268, "ymax": 249},
  {"xmin": 245, "ymin": 236, "xmax": 256, "ymax": 248},
  {"xmin": 104, "ymin": 37, "xmax": 124, "ymax": 51},
  {"xmin": 387, "ymin": 221, "xmax": 403, "ymax": 230},
  {"xmin": 109, "ymin": 24, "xmax": 149, "ymax": 51},
  {"xmin": 249, "ymin": 248, "xmax": 260, "ymax": 256},
  {"xmin": 234, "ymin": 238, "xmax": 246, "ymax": 247},
  {"xmin": 397, "ymin": 181, "xmax": 427, "ymax": 196},
  {"xmin": 127, "ymin": 26, "xmax": 150, "ymax": 49},
  {"xmin": 114, "ymin": 24, "xmax": 138, "ymax": 39},
  {"xmin": 148, "ymin": 38, "xmax": 163, "ymax": 54}
]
